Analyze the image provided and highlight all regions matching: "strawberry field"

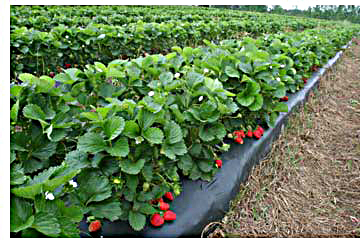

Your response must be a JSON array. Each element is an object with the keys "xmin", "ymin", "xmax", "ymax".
[{"xmin": 10, "ymin": 5, "xmax": 360, "ymax": 237}]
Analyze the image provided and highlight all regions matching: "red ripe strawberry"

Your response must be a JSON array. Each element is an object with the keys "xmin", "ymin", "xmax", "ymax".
[
  {"xmin": 302, "ymin": 77, "xmax": 308, "ymax": 84},
  {"xmin": 88, "ymin": 220, "xmax": 101, "ymax": 232},
  {"xmin": 253, "ymin": 130, "xmax": 262, "ymax": 139},
  {"xmin": 280, "ymin": 96, "xmax": 288, "ymax": 102},
  {"xmin": 150, "ymin": 213, "xmax": 164, "ymax": 227},
  {"xmin": 163, "ymin": 210, "xmax": 176, "ymax": 221},
  {"xmin": 164, "ymin": 192, "xmax": 174, "ymax": 201},
  {"xmin": 247, "ymin": 130, "xmax": 253, "ymax": 138},
  {"xmin": 239, "ymin": 130, "xmax": 246, "ymax": 138},
  {"xmin": 234, "ymin": 136, "xmax": 243, "ymax": 144},
  {"xmin": 257, "ymin": 126, "xmax": 264, "ymax": 134},
  {"xmin": 159, "ymin": 201, "xmax": 170, "ymax": 211},
  {"xmin": 215, "ymin": 159, "xmax": 222, "ymax": 168},
  {"xmin": 49, "ymin": 72, "xmax": 55, "ymax": 78},
  {"xmin": 65, "ymin": 64, "xmax": 71, "ymax": 69}
]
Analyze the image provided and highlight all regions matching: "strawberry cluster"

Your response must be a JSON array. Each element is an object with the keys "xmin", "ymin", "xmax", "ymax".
[
  {"xmin": 232, "ymin": 126, "xmax": 265, "ymax": 143},
  {"xmin": 149, "ymin": 192, "xmax": 177, "ymax": 227},
  {"xmin": 233, "ymin": 130, "xmax": 246, "ymax": 144}
]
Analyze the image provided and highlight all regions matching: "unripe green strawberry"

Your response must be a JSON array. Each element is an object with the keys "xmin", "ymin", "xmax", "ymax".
[{"xmin": 143, "ymin": 182, "xmax": 150, "ymax": 192}]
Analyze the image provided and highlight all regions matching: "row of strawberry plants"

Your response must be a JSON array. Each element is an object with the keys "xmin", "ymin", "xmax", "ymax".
[
  {"xmin": 12, "ymin": 11, "xmax": 355, "ymax": 79},
  {"xmin": 11, "ymin": 5, "xmax": 324, "ymax": 33},
  {"xmin": 9, "ymin": 19, "xmax": 282, "ymax": 78},
  {"xmin": 10, "ymin": 26, "xmax": 357, "ymax": 237}
]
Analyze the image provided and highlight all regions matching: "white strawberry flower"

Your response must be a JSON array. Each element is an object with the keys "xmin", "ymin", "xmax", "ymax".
[
  {"xmin": 276, "ymin": 77, "xmax": 281, "ymax": 81},
  {"xmin": 269, "ymin": 65, "xmax": 272, "ymax": 69},
  {"xmin": 199, "ymin": 96, "xmax": 204, "ymax": 102},
  {"xmin": 69, "ymin": 180, "xmax": 78, "ymax": 188},
  {"xmin": 135, "ymin": 136, "xmax": 144, "ymax": 144},
  {"xmin": 174, "ymin": 73, "xmax": 180, "ymax": 78},
  {"xmin": 148, "ymin": 91, "xmax": 155, "ymax": 97},
  {"xmin": 65, "ymin": 35, "xmax": 69, "ymax": 39},
  {"xmin": 204, "ymin": 68, "xmax": 209, "ymax": 73},
  {"xmin": 280, "ymin": 64, "xmax": 285, "ymax": 68},
  {"xmin": 45, "ymin": 191, "xmax": 55, "ymax": 200}
]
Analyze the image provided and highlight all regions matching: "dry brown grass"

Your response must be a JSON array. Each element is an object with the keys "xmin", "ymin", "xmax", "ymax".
[{"xmin": 206, "ymin": 40, "xmax": 360, "ymax": 238}]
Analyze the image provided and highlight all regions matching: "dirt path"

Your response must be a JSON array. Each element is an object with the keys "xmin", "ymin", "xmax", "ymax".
[{"xmin": 206, "ymin": 40, "xmax": 360, "ymax": 238}]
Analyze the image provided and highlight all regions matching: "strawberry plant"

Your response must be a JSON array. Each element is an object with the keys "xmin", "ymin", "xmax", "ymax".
[{"xmin": 10, "ymin": 6, "xmax": 360, "ymax": 237}]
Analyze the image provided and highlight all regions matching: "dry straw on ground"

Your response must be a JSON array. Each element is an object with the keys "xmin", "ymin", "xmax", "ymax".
[{"xmin": 206, "ymin": 40, "xmax": 360, "ymax": 238}]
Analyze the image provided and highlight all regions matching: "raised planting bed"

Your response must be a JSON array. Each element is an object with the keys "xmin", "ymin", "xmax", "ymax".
[{"xmin": 78, "ymin": 41, "xmax": 352, "ymax": 238}]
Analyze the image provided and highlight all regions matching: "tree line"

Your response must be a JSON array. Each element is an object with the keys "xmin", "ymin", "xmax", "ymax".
[{"xmin": 198, "ymin": 5, "xmax": 360, "ymax": 24}]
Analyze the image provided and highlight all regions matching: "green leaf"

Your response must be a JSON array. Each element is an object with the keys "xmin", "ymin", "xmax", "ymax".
[
  {"xmin": 162, "ymin": 141, "xmax": 187, "ymax": 160},
  {"xmin": 248, "ymin": 94, "xmax": 264, "ymax": 111},
  {"xmin": 88, "ymin": 200, "xmax": 123, "ymax": 222},
  {"xmin": 169, "ymin": 104, "xmax": 185, "ymax": 123},
  {"xmin": 77, "ymin": 170, "xmax": 112, "ymax": 205},
  {"xmin": 10, "ymin": 196, "xmax": 34, "ymax": 232},
  {"xmin": 77, "ymin": 132, "xmax": 107, "ymax": 153},
  {"xmin": 123, "ymin": 120, "xmax": 140, "ymax": 138},
  {"xmin": 11, "ymin": 163, "xmax": 28, "ymax": 185},
  {"xmin": 199, "ymin": 123, "xmax": 226, "ymax": 142},
  {"xmin": 119, "ymin": 158, "xmax": 146, "ymax": 175},
  {"xmin": 142, "ymin": 164, "xmax": 153, "ymax": 182},
  {"xmin": 204, "ymin": 77, "xmax": 223, "ymax": 92},
  {"xmin": 164, "ymin": 121, "xmax": 183, "ymax": 144},
  {"xmin": 104, "ymin": 116, "xmax": 125, "ymax": 140},
  {"xmin": 32, "ymin": 212, "xmax": 61, "ymax": 237},
  {"xmin": 43, "ymin": 167, "xmax": 81, "ymax": 192},
  {"xmin": 237, "ymin": 93, "xmax": 255, "ymax": 107},
  {"xmin": 266, "ymin": 112, "xmax": 278, "ymax": 128},
  {"xmin": 19, "ymin": 73, "xmax": 36, "ymax": 83},
  {"xmin": 225, "ymin": 65, "xmax": 240, "ymax": 78},
  {"xmin": 106, "ymin": 137, "xmax": 129, "ymax": 157},
  {"xmin": 238, "ymin": 62, "xmax": 253, "ymax": 74},
  {"xmin": 178, "ymin": 154, "xmax": 193, "ymax": 174},
  {"xmin": 58, "ymin": 216, "xmax": 81, "ymax": 238},
  {"xmin": 198, "ymin": 159, "xmax": 214, "ymax": 173},
  {"xmin": 274, "ymin": 84, "xmax": 286, "ymax": 98},
  {"xmin": 128, "ymin": 211, "xmax": 146, "ymax": 231},
  {"xmin": 48, "ymin": 129, "xmax": 67, "ymax": 142},
  {"xmin": 159, "ymin": 71, "xmax": 173, "ymax": 86},
  {"xmin": 126, "ymin": 174, "xmax": 139, "ymax": 192},
  {"xmin": 11, "ymin": 150, "xmax": 16, "ymax": 164},
  {"xmin": 11, "ymin": 84, "xmax": 24, "ymax": 97},
  {"xmin": 248, "ymin": 81, "xmax": 261, "ymax": 95},
  {"xmin": 32, "ymin": 141, "xmax": 57, "ymax": 161},
  {"xmin": 189, "ymin": 164, "xmax": 202, "ymax": 180},
  {"xmin": 186, "ymin": 71, "xmax": 204, "ymax": 88},
  {"xmin": 23, "ymin": 104, "xmax": 48, "ymax": 124},
  {"xmin": 11, "ymin": 165, "xmax": 64, "ymax": 199},
  {"xmin": 273, "ymin": 102, "xmax": 288, "ymax": 112},
  {"xmin": 136, "ymin": 108, "xmax": 156, "ymax": 130},
  {"xmin": 126, "ymin": 62, "xmax": 141, "ymax": 80},
  {"xmin": 143, "ymin": 127, "xmax": 164, "ymax": 144},
  {"xmin": 138, "ymin": 203, "xmax": 157, "ymax": 215},
  {"xmin": 80, "ymin": 112, "xmax": 101, "ymax": 121},
  {"xmin": 11, "ymin": 100, "xmax": 20, "ymax": 122}
]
